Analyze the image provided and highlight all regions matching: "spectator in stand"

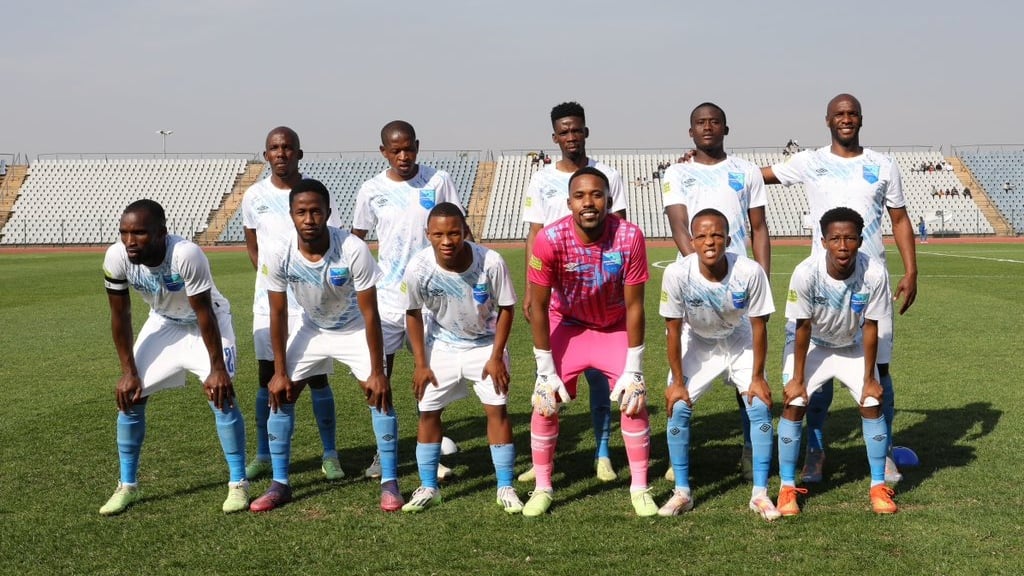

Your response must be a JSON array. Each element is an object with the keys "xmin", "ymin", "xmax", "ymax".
[
  {"xmin": 963, "ymin": 187, "xmax": 972, "ymax": 198},
  {"xmin": 1003, "ymin": 182, "xmax": 1015, "ymax": 194}
]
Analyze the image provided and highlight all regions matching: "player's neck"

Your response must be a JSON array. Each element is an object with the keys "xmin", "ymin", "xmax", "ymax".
[
  {"xmin": 557, "ymin": 154, "xmax": 588, "ymax": 172},
  {"xmin": 830, "ymin": 141, "xmax": 863, "ymax": 158},
  {"xmin": 437, "ymin": 245, "xmax": 473, "ymax": 273},
  {"xmin": 270, "ymin": 173, "xmax": 302, "ymax": 190},
  {"xmin": 826, "ymin": 258, "xmax": 856, "ymax": 281},
  {"xmin": 699, "ymin": 258, "xmax": 728, "ymax": 282},
  {"xmin": 693, "ymin": 147, "xmax": 727, "ymax": 165},
  {"xmin": 386, "ymin": 165, "xmax": 419, "ymax": 182},
  {"xmin": 298, "ymin": 235, "xmax": 329, "ymax": 262},
  {"xmin": 572, "ymin": 220, "xmax": 606, "ymax": 245}
]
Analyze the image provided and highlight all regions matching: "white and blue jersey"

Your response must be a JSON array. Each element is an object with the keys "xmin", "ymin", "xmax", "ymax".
[
  {"xmin": 522, "ymin": 159, "xmax": 628, "ymax": 226},
  {"xmin": 263, "ymin": 226, "xmax": 381, "ymax": 331},
  {"xmin": 661, "ymin": 156, "xmax": 766, "ymax": 261},
  {"xmin": 241, "ymin": 175, "xmax": 341, "ymax": 316},
  {"xmin": 659, "ymin": 252, "xmax": 773, "ymax": 342},
  {"xmin": 352, "ymin": 165, "xmax": 461, "ymax": 314},
  {"xmin": 771, "ymin": 146, "xmax": 904, "ymax": 262},
  {"xmin": 402, "ymin": 242, "xmax": 517, "ymax": 351},
  {"xmin": 785, "ymin": 252, "xmax": 892, "ymax": 348},
  {"xmin": 103, "ymin": 235, "xmax": 230, "ymax": 324}
]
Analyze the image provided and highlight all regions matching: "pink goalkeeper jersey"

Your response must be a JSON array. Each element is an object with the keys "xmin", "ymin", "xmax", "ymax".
[{"xmin": 528, "ymin": 214, "xmax": 649, "ymax": 330}]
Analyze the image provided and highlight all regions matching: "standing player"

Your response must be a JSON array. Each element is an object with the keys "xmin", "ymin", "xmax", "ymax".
[
  {"xmin": 524, "ymin": 166, "xmax": 654, "ymax": 517},
  {"xmin": 352, "ymin": 120, "xmax": 463, "ymax": 480},
  {"xmin": 241, "ymin": 127, "xmax": 344, "ymax": 482},
  {"xmin": 100, "ymin": 199, "xmax": 248, "ymax": 515},
  {"xmin": 764, "ymin": 94, "xmax": 918, "ymax": 483},
  {"xmin": 775, "ymin": 207, "xmax": 897, "ymax": 515},
  {"xmin": 251, "ymin": 179, "xmax": 401, "ymax": 512},
  {"xmin": 519, "ymin": 101, "xmax": 629, "ymax": 484},
  {"xmin": 661, "ymin": 102, "xmax": 771, "ymax": 481},
  {"xmin": 400, "ymin": 203, "xmax": 523, "ymax": 514},
  {"xmin": 658, "ymin": 209, "xmax": 779, "ymax": 520}
]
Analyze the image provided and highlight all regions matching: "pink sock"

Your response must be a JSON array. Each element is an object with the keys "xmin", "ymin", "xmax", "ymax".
[
  {"xmin": 621, "ymin": 407, "xmax": 651, "ymax": 490},
  {"xmin": 530, "ymin": 411, "xmax": 559, "ymax": 491}
]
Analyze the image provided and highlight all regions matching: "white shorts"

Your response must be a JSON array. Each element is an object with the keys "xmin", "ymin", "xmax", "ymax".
[
  {"xmin": 877, "ymin": 311, "xmax": 893, "ymax": 365},
  {"xmin": 380, "ymin": 308, "xmax": 407, "ymax": 356},
  {"xmin": 670, "ymin": 324, "xmax": 754, "ymax": 404},
  {"xmin": 286, "ymin": 320, "xmax": 376, "ymax": 382},
  {"xmin": 417, "ymin": 344, "xmax": 509, "ymax": 412},
  {"xmin": 252, "ymin": 313, "xmax": 301, "ymax": 361},
  {"xmin": 134, "ymin": 311, "xmax": 237, "ymax": 397},
  {"xmin": 781, "ymin": 339, "xmax": 880, "ymax": 407}
]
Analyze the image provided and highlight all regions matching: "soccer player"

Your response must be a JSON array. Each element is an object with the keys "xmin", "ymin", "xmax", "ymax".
[
  {"xmin": 658, "ymin": 208, "xmax": 779, "ymax": 520},
  {"xmin": 775, "ymin": 207, "xmax": 897, "ymax": 515},
  {"xmin": 250, "ymin": 179, "xmax": 401, "ymax": 512},
  {"xmin": 524, "ymin": 166, "xmax": 654, "ymax": 517},
  {"xmin": 241, "ymin": 127, "xmax": 344, "ymax": 482},
  {"xmin": 400, "ymin": 203, "xmax": 523, "ymax": 514},
  {"xmin": 100, "ymin": 199, "xmax": 247, "ymax": 515},
  {"xmin": 352, "ymin": 120, "xmax": 463, "ymax": 480},
  {"xmin": 661, "ymin": 102, "xmax": 771, "ymax": 481},
  {"xmin": 763, "ymin": 94, "xmax": 918, "ymax": 484},
  {"xmin": 519, "ymin": 101, "xmax": 629, "ymax": 484}
]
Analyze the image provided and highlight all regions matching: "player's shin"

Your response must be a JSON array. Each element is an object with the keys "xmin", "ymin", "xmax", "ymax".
[
  {"xmin": 117, "ymin": 404, "xmax": 147, "ymax": 485},
  {"xmin": 309, "ymin": 384, "xmax": 337, "ymax": 459},
  {"xmin": 777, "ymin": 417, "xmax": 802, "ymax": 485},
  {"xmin": 586, "ymin": 369, "xmax": 612, "ymax": 459},
  {"xmin": 862, "ymin": 415, "xmax": 888, "ymax": 485},
  {"xmin": 879, "ymin": 370, "xmax": 895, "ymax": 450},
  {"xmin": 529, "ymin": 411, "xmax": 559, "ymax": 490},
  {"xmin": 621, "ymin": 407, "xmax": 651, "ymax": 490},
  {"xmin": 805, "ymin": 381, "xmax": 833, "ymax": 452},
  {"xmin": 666, "ymin": 401, "xmax": 692, "ymax": 490},
  {"xmin": 209, "ymin": 400, "xmax": 247, "ymax": 483},
  {"xmin": 415, "ymin": 443, "xmax": 441, "ymax": 490},
  {"xmin": 370, "ymin": 407, "xmax": 399, "ymax": 482},
  {"xmin": 745, "ymin": 396, "xmax": 773, "ymax": 490},
  {"xmin": 267, "ymin": 403, "xmax": 296, "ymax": 484},
  {"xmin": 254, "ymin": 387, "xmax": 271, "ymax": 460},
  {"xmin": 490, "ymin": 444, "xmax": 516, "ymax": 488}
]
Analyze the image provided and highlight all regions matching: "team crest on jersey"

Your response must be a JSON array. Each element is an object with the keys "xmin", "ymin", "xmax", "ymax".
[
  {"xmin": 419, "ymin": 189, "xmax": 437, "ymax": 209},
  {"xmin": 329, "ymin": 267, "xmax": 350, "ymax": 287},
  {"xmin": 602, "ymin": 252, "xmax": 623, "ymax": 275},
  {"xmin": 728, "ymin": 172, "xmax": 745, "ymax": 192},
  {"xmin": 862, "ymin": 165, "xmax": 879, "ymax": 184},
  {"xmin": 163, "ymin": 273, "xmax": 184, "ymax": 292},
  {"xmin": 851, "ymin": 291, "xmax": 869, "ymax": 314},
  {"xmin": 472, "ymin": 283, "xmax": 489, "ymax": 304}
]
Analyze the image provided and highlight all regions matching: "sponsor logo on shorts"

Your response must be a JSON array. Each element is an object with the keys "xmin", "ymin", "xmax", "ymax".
[
  {"xmin": 529, "ymin": 255, "xmax": 543, "ymax": 271},
  {"xmin": 329, "ymin": 267, "xmax": 350, "ymax": 287},
  {"xmin": 862, "ymin": 165, "xmax": 879, "ymax": 184},
  {"xmin": 728, "ymin": 172, "xmax": 745, "ymax": 192},
  {"xmin": 472, "ymin": 283, "xmax": 489, "ymax": 304},
  {"xmin": 163, "ymin": 273, "xmax": 184, "ymax": 292},
  {"xmin": 419, "ymin": 189, "xmax": 436, "ymax": 210}
]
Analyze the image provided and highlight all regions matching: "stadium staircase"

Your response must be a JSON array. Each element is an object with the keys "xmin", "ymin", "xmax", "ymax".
[
  {"xmin": 947, "ymin": 157, "xmax": 1012, "ymax": 236},
  {"xmin": 467, "ymin": 160, "xmax": 495, "ymax": 239},
  {"xmin": 0, "ymin": 164, "xmax": 28, "ymax": 231},
  {"xmin": 195, "ymin": 161, "xmax": 266, "ymax": 245}
]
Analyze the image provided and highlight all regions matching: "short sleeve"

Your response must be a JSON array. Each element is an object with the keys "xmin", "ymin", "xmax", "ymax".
[
  {"xmin": 771, "ymin": 151, "xmax": 809, "ymax": 187},
  {"xmin": 346, "ymin": 235, "xmax": 383, "ymax": 292},
  {"xmin": 262, "ymin": 243, "xmax": 288, "ymax": 293},
  {"xmin": 351, "ymin": 181, "xmax": 376, "ymax": 231},
  {"xmin": 102, "ymin": 243, "xmax": 128, "ymax": 292},
  {"xmin": 526, "ymin": 229, "xmax": 555, "ymax": 286},
  {"xmin": 176, "ymin": 243, "xmax": 215, "ymax": 298},
  {"xmin": 747, "ymin": 165, "xmax": 767, "ymax": 210},
  {"xmin": 659, "ymin": 262, "xmax": 687, "ymax": 319},
  {"xmin": 883, "ymin": 158, "xmax": 906, "ymax": 209},
  {"xmin": 660, "ymin": 165, "xmax": 687, "ymax": 209},
  {"xmin": 489, "ymin": 251, "xmax": 517, "ymax": 306},
  {"xmin": 607, "ymin": 169, "xmax": 628, "ymax": 214},
  {"xmin": 864, "ymin": 263, "xmax": 893, "ymax": 322},
  {"xmin": 437, "ymin": 172, "xmax": 461, "ymax": 207},
  {"xmin": 744, "ymin": 260, "xmax": 775, "ymax": 317},
  {"xmin": 622, "ymin": 225, "xmax": 650, "ymax": 286},
  {"xmin": 785, "ymin": 262, "xmax": 814, "ymax": 320},
  {"xmin": 522, "ymin": 172, "xmax": 545, "ymax": 224},
  {"xmin": 241, "ymin": 186, "xmax": 258, "ymax": 229}
]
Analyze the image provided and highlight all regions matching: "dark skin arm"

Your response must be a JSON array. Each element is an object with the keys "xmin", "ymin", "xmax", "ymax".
[
  {"xmin": 357, "ymin": 287, "xmax": 392, "ymax": 412},
  {"xmin": 406, "ymin": 308, "xmax": 438, "ymax": 402},
  {"xmin": 781, "ymin": 318, "xmax": 812, "ymax": 421},
  {"xmin": 746, "ymin": 315, "xmax": 772, "ymax": 408},
  {"xmin": 190, "ymin": 290, "xmax": 235, "ymax": 410},
  {"xmin": 761, "ymin": 166, "xmax": 780, "ymax": 185},
  {"xmin": 860, "ymin": 319, "xmax": 882, "ymax": 418},
  {"xmin": 528, "ymin": 280, "xmax": 552, "ymax": 351},
  {"xmin": 664, "ymin": 317, "xmax": 691, "ymax": 414},
  {"xmin": 665, "ymin": 204, "xmax": 694, "ymax": 258},
  {"xmin": 244, "ymin": 228, "xmax": 259, "ymax": 269},
  {"xmin": 522, "ymin": 223, "xmax": 544, "ymax": 323},
  {"xmin": 267, "ymin": 289, "xmax": 294, "ymax": 412},
  {"xmin": 484, "ymin": 305, "xmax": 514, "ymax": 395},
  {"xmin": 108, "ymin": 290, "xmax": 142, "ymax": 412},
  {"xmin": 887, "ymin": 206, "xmax": 919, "ymax": 314},
  {"xmin": 748, "ymin": 206, "xmax": 771, "ymax": 277}
]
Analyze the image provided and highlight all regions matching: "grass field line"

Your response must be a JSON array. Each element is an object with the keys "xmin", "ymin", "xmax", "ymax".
[{"xmin": 918, "ymin": 251, "xmax": 1024, "ymax": 264}]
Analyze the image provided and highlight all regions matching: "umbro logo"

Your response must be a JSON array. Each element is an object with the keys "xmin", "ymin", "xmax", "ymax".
[
  {"xmin": 683, "ymin": 178, "xmax": 696, "ymax": 186},
  {"xmin": 759, "ymin": 424, "xmax": 772, "ymax": 433},
  {"xmin": 781, "ymin": 437, "xmax": 793, "ymax": 444},
  {"xmin": 872, "ymin": 434, "xmax": 887, "ymax": 442},
  {"xmin": 383, "ymin": 434, "xmax": 395, "ymax": 442},
  {"xmin": 669, "ymin": 427, "xmax": 681, "ymax": 436},
  {"xmin": 564, "ymin": 262, "xmax": 580, "ymax": 272},
  {"xmin": 815, "ymin": 168, "xmax": 829, "ymax": 175}
]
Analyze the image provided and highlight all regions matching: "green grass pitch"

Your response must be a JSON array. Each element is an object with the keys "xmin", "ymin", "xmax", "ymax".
[{"xmin": 1, "ymin": 243, "xmax": 1022, "ymax": 575}]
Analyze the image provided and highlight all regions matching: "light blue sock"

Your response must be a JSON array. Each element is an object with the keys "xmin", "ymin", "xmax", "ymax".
[
  {"xmin": 254, "ymin": 387, "xmax": 270, "ymax": 460},
  {"xmin": 777, "ymin": 417, "xmax": 802, "ymax": 485},
  {"xmin": 735, "ymin": 388, "xmax": 752, "ymax": 448},
  {"xmin": 745, "ymin": 396, "xmax": 773, "ymax": 490},
  {"xmin": 666, "ymin": 401, "xmax": 692, "ymax": 490},
  {"xmin": 880, "ymin": 371, "xmax": 895, "ymax": 451},
  {"xmin": 805, "ymin": 380, "xmax": 833, "ymax": 452},
  {"xmin": 863, "ymin": 415, "xmax": 888, "ymax": 484},
  {"xmin": 117, "ymin": 404, "xmax": 147, "ymax": 485},
  {"xmin": 268, "ymin": 404, "xmax": 295, "ymax": 485},
  {"xmin": 209, "ymin": 400, "xmax": 246, "ymax": 483},
  {"xmin": 309, "ymin": 386, "xmax": 337, "ymax": 459},
  {"xmin": 490, "ymin": 443, "xmax": 515, "ymax": 488},
  {"xmin": 586, "ymin": 369, "xmax": 612, "ymax": 459},
  {"xmin": 370, "ymin": 407, "xmax": 398, "ymax": 483},
  {"xmin": 415, "ymin": 442, "xmax": 441, "ymax": 490}
]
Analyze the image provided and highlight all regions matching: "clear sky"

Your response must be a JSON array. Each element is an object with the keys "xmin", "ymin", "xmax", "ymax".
[{"xmin": 1, "ymin": 0, "xmax": 1020, "ymax": 158}]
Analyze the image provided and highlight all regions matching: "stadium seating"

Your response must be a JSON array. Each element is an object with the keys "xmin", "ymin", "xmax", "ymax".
[
  {"xmin": 1, "ymin": 158, "xmax": 246, "ymax": 245},
  {"xmin": 217, "ymin": 156, "xmax": 478, "ymax": 243},
  {"xmin": 957, "ymin": 150, "xmax": 1024, "ymax": 233}
]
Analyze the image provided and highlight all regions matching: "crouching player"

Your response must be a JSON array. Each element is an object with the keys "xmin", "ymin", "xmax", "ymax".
[
  {"xmin": 252, "ymin": 179, "xmax": 402, "ymax": 512},
  {"xmin": 100, "ymin": 199, "xmax": 248, "ymax": 515},
  {"xmin": 524, "ymin": 166, "xmax": 655, "ymax": 517},
  {"xmin": 658, "ymin": 208, "xmax": 779, "ymax": 520},
  {"xmin": 400, "ymin": 202, "xmax": 522, "ymax": 514},
  {"xmin": 776, "ymin": 207, "xmax": 897, "ymax": 515}
]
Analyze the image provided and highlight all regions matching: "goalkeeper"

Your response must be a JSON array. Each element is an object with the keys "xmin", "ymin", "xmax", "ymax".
[
  {"xmin": 523, "ymin": 166, "xmax": 654, "ymax": 517},
  {"xmin": 657, "ymin": 209, "xmax": 779, "ymax": 521}
]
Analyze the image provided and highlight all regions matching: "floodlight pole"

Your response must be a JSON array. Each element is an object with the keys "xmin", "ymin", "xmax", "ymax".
[{"xmin": 157, "ymin": 130, "xmax": 174, "ymax": 157}]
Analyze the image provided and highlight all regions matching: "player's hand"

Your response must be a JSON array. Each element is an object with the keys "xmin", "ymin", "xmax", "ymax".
[
  {"xmin": 676, "ymin": 149, "xmax": 697, "ymax": 164},
  {"xmin": 745, "ymin": 374, "xmax": 773, "ymax": 409},
  {"xmin": 782, "ymin": 378, "xmax": 808, "ymax": 409},
  {"xmin": 412, "ymin": 365, "xmax": 439, "ymax": 402},
  {"xmin": 115, "ymin": 372, "xmax": 144, "ymax": 412},
  {"xmin": 483, "ymin": 356, "xmax": 509, "ymax": 396},
  {"xmin": 611, "ymin": 372, "xmax": 647, "ymax": 417},
  {"xmin": 894, "ymin": 271, "xmax": 918, "ymax": 315},
  {"xmin": 267, "ymin": 373, "xmax": 294, "ymax": 413},
  {"xmin": 860, "ymin": 376, "xmax": 883, "ymax": 408},
  {"xmin": 361, "ymin": 372, "xmax": 393, "ymax": 412},
  {"xmin": 531, "ymin": 374, "xmax": 570, "ymax": 417},
  {"xmin": 664, "ymin": 381, "xmax": 691, "ymax": 416},
  {"xmin": 203, "ymin": 367, "xmax": 236, "ymax": 411}
]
